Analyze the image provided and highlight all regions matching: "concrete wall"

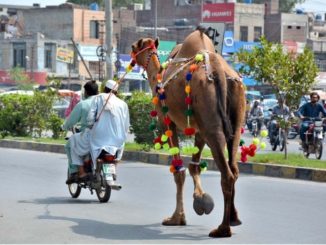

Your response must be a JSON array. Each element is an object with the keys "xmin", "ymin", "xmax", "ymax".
[
  {"xmin": 23, "ymin": 6, "xmax": 73, "ymax": 40},
  {"xmin": 234, "ymin": 3, "xmax": 264, "ymax": 42},
  {"xmin": 281, "ymin": 13, "xmax": 308, "ymax": 43}
]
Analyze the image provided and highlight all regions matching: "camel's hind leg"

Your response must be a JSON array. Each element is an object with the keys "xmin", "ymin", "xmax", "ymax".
[
  {"xmin": 206, "ymin": 131, "xmax": 235, "ymax": 238},
  {"xmin": 188, "ymin": 133, "xmax": 214, "ymax": 216},
  {"xmin": 227, "ymin": 79, "xmax": 246, "ymax": 227},
  {"xmin": 162, "ymin": 122, "xmax": 186, "ymax": 226}
]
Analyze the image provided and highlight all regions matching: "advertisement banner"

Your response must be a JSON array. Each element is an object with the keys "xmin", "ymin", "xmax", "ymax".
[
  {"xmin": 77, "ymin": 45, "xmax": 98, "ymax": 62},
  {"xmin": 202, "ymin": 3, "xmax": 235, "ymax": 23},
  {"xmin": 157, "ymin": 40, "xmax": 176, "ymax": 62},
  {"xmin": 56, "ymin": 48, "xmax": 74, "ymax": 63}
]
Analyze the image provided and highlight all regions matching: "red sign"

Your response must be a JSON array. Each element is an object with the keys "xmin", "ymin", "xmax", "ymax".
[
  {"xmin": 0, "ymin": 70, "xmax": 47, "ymax": 85},
  {"xmin": 202, "ymin": 3, "xmax": 235, "ymax": 23},
  {"xmin": 283, "ymin": 40, "xmax": 297, "ymax": 53}
]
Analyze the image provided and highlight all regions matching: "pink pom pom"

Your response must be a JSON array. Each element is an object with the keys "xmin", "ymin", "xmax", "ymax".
[{"xmin": 241, "ymin": 127, "xmax": 244, "ymax": 134}]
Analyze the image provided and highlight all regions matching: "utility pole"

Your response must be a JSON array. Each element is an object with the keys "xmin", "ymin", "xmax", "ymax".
[
  {"xmin": 154, "ymin": 0, "xmax": 157, "ymax": 38},
  {"xmin": 105, "ymin": 0, "xmax": 113, "ymax": 80}
]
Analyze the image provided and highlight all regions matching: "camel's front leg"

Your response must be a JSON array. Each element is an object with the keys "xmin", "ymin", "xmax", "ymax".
[
  {"xmin": 162, "ymin": 122, "xmax": 186, "ymax": 226},
  {"xmin": 188, "ymin": 133, "xmax": 214, "ymax": 216}
]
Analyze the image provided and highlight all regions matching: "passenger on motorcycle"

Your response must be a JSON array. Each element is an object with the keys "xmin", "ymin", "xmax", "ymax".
[
  {"xmin": 247, "ymin": 100, "xmax": 264, "ymax": 132},
  {"xmin": 63, "ymin": 80, "xmax": 99, "ymax": 184},
  {"xmin": 268, "ymin": 98, "xmax": 291, "ymax": 143},
  {"xmin": 87, "ymin": 80, "xmax": 130, "ymax": 187},
  {"xmin": 297, "ymin": 92, "xmax": 326, "ymax": 150}
]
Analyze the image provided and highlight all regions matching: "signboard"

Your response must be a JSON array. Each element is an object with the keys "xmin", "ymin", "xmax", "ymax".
[
  {"xmin": 157, "ymin": 40, "xmax": 176, "ymax": 62},
  {"xmin": 56, "ymin": 48, "xmax": 74, "ymax": 63},
  {"xmin": 77, "ymin": 45, "xmax": 98, "ymax": 61},
  {"xmin": 118, "ymin": 54, "xmax": 144, "ymax": 80},
  {"xmin": 200, "ymin": 22, "xmax": 225, "ymax": 54},
  {"xmin": 202, "ymin": 3, "xmax": 235, "ymax": 23}
]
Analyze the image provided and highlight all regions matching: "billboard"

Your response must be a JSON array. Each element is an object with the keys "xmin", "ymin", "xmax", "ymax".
[
  {"xmin": 56, "ymin": 48, "xmax": 74, "ymax": 64},
  {"xmin": 157, "ymin": 40, "xmax": 176, "ymax": 62},
  {"xmin": 202, "ymin": 3, "xmax": 235, "ymax": 23}
]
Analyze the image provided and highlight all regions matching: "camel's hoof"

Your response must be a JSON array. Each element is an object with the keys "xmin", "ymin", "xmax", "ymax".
[
  {"xmin": 193, "ymin": 193, "xmax": 214, "ymax": 216},
  {"xmin": 230, "ymin": 219, "xmax": 242, "ymax": 226},
  {"xmin": 162, "ymin": 214, "xmax": 186, "ymax": 226},
  {"xmin": 209, "ymin": 225, "xmax": 232, "ymax": 238}
]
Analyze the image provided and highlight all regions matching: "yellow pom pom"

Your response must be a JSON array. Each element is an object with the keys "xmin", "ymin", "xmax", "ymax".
[
  {"xmin": 163, "ymin": 143, "xmax": 170, "ymax": 150},
  {"xmin": 260, "ymin": 142, "xmax": 266, "ymax": 150},
  {"xmin": 185, "ymin": 85, "xmax": 191, "ymax": 94},
  {"xmin": 126, "ymin": 66, "xmax": 132, "ymax": 73},
  {"xmin": 162, "ymin": 62, "xmax": 168, "ymax": 69},
  {"xmin": 192, "ymin": 146, "xmax": 200, "ymax": 154},
  {"xmin": 195, "ymin": 54, "xmax": 204, "ymax": 62},
  {"xmin": 154, "ymin": 142, "xmax": 161, "ymax": 150},
  {"xmin": 252, "ymin": 138, "xmax": 260, "ymax": 145},
  {"xmin": 260, "ymin": 130, "xmax": 268, "ymax": 138},
  {"xmin": 161, "ymin": 135, "xmax": 168, "ymax": 142},
  {"xmin": 169, "ymin": 147, "xmax": 180, "ymax": 155}
]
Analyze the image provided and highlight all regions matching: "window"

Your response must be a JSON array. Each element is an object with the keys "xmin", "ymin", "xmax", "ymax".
[
  {"xmin": 90, "ymin": 20, "xmax": 99, "ymax": 39},
  {"xmin": 254, "ymin": 26, "xmax": 262, "ymax": 42},
  {"xmin": 240, "ymin": 26, "xmax": 248, "ymax": 42},
  {"xmin": 288, "ymin": 26, "xmax": 292, "ymax": 29},
  {"xmin": 296, "ymin": 26, "xmax": 301, "ymax": 30},
  {"xmin": 13, "ymin": 42, "xmax": 26, "ymax": 68},
  {"xmin": 0, "ymin": 23, "xmax": 5, "ymax": 32},
  {"xmin": 44, "ymin": 43, "xmax": 54, "ymax": 69}
]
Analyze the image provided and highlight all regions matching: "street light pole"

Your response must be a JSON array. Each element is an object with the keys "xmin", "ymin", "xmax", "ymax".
[
  {"xmin": 105, "ymin": 0, "xmax": 113, "ymax": 80},
  {"xmin": 154, "ymin": 0, "xmax": 157, "ymax": 38}
]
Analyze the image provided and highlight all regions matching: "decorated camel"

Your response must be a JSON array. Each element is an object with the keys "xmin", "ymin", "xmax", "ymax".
[{"xmin": 130, "ymin": 28, "xmax": 246, "ymax": 238}]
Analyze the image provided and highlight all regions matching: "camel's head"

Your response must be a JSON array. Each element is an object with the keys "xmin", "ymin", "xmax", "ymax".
[{"xmin": 131, "ymin": 37, "xmax": 160, "ymax": 70}]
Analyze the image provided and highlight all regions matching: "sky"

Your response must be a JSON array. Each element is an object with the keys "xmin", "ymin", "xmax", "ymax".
[{"xmin": 1, "ymin": 0, "xmax": 325, "ymax": 13}]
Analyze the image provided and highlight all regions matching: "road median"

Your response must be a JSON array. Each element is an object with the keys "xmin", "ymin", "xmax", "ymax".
[{"xmin": 1, "ymin": 139, "xmax": 325, "ymax": 182}]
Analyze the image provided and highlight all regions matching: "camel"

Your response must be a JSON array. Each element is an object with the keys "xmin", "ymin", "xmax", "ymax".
[{"xmin": 131, "ymin": 29, "xmax": 246, "ymax": 238}]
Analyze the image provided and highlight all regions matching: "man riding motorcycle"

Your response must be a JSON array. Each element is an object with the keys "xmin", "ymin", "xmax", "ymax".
[
  {"xmin": 268, "ymin": 97, "xmax": 291, "ymax": 144},
  {"xmin": 247, "ymin": 100, "xmax": 264, "ymax": 133},
  {"xmin": 87, "ymin": 79, "xmax": 130, "ymax": 187},
  {"xmin": 297, "ymin": 92, "xmax": 326, "ymax": 151},
  {"xmin": 63, "ymin": 80, "xmax": 98, "ymax": 184}
]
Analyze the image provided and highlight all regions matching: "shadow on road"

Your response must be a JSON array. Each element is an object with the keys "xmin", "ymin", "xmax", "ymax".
[{"xmin": 19, "ymin": 197, "xmax": 213, "ymax": 242}]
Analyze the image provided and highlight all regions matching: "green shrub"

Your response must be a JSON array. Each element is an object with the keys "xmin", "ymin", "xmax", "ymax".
[
  {"xmin": 126, "ymin": 91, "xmax": 158, "ymax": 149},
  {"xmin": 47, "ymin": 113, "xmax": 64, "ymax": 139}
]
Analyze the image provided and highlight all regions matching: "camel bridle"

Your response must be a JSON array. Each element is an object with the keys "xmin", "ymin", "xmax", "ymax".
[{"xmin": 131, "ymin": 41, "xmax": 160, "ymax": 71}]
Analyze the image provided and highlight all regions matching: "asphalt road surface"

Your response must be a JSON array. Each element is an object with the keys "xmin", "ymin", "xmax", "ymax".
[{"xmin": 1, "ymin": 148, "xmax": 326, "ymax": 243}]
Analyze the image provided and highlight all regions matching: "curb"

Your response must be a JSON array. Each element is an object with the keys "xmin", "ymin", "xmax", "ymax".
[{"xmin": 1, "ymin": 139, "xmax": 326, "ymax": 183}]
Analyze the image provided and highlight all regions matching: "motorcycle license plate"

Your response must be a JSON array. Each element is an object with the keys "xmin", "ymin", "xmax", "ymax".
[
  {"xmin": 314, "ymin": 127, "xmax": 323, "ymax": 131},
  {"xmin": 102, "ymin": 164, "xmax": 115, "ymax": 174}
]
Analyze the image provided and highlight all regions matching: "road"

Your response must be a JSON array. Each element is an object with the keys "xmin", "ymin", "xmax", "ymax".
[{"xmin": 1, "ymin": 148, "xmax": 326, "ymax": 243}]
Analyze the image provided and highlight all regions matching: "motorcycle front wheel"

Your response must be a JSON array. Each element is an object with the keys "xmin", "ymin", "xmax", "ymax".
[
  {"xmin": 315, "ymin": 139, "xmax": 323, "ymax": 160},
  {"xmin": 279, "ymin": 131, "xmax": 285, "ymax": 152},
  {"xmin": 67, "ymin": 170, "xmax": 81, "ymax": 198},
  {"xmin": 287, "ymin": 127, "xmax": 297, "ymax": 139},
  {"xmin": 96, "ymin": 170, "xmax": 111, "ymax": 203}
]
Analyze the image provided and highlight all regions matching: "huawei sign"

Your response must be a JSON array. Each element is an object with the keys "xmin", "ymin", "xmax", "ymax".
[{"xmin": 202, "ymin": 3, "xmax": 235, "ymax": 23}]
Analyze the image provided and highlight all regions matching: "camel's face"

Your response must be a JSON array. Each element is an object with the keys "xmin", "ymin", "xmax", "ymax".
[{"xmin": 131, "ymin": 38, "xmax": 159, "ymax": 67}]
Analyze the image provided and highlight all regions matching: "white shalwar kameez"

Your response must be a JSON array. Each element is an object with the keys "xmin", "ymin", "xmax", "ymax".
[{"xmin": 87, "ymin": 93, "xmax": 130, "ymax": 165}]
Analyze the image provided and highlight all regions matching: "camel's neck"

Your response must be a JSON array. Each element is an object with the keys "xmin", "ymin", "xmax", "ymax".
[{"xmin": 146, "ymin": 63, "xmax": 160, "ymax": 91}]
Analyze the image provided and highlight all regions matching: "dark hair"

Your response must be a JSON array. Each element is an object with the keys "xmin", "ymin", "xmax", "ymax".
[
  {"xmin": 104, "ymin": 86, "xmax": 117, "ymax": 95},
  {"xmin": 84, "ymin": 80, "xmax": 98, "ymax": 96},
  {"xmin": 310, "ymin": 92, "xmax": 320, "ymax": 100}
]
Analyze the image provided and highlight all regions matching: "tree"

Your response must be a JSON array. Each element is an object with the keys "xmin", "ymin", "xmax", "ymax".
[
  {"xmin": 237, "ymin": 37, "xmax": 318, "ymax": 110},
  {"xmin": 237, "ymin": 36, "xmax": 318, "ymax": 158},
  {"xmin": 237, "ymin": 0, "xmax": 305, "ymax": 13},
  {"xmin": 66, "ymin": 0, "xmax": 144, "ymax": 8}
]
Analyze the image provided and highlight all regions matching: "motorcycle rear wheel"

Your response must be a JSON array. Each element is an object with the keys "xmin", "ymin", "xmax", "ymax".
[
  {"xmin": 67, "ymin": 171, "xmax": 81, "ymax": 198},
  {"xmin": 96, "ymin": 170, "xmax": 111, "ymax": 203},
  {"xmin": 315, "ymin": 139, "xmax": 323, "ymax": 160}
]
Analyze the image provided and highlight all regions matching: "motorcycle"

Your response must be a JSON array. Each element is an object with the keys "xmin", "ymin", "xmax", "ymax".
[
  {"xmin": 269, "ymin": 118, "xmax": 286, "ymax": 152},
  {"xmin": 302, "ymin": 117, "xmax": 325, "ymax": 160},
  {"xmin": 67, "ymin": 151, "xmax": 121, "ymax": 203},
  {"xmin": 248, "ymin": 116, "xmax": 260, "ymax": 137},
  {"xmin": 287, "ymin": 122, "xmax": 300, "ymax": 139}
]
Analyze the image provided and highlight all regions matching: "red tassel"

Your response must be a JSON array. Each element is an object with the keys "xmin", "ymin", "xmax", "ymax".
[
  {"xmin": 164, "ymin": 116, "xmax": 171, "ymax": 125},
  {"xmin": 150, "ymin": 110, "xmax": 158, "ymax": 117},
  {"xmin": 185, "ymin": 96, "xmax": 192, "ymax": 105},
  {"xmin": 184, "ymin": 127, "xmax": 196, "ymax": 136}
]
